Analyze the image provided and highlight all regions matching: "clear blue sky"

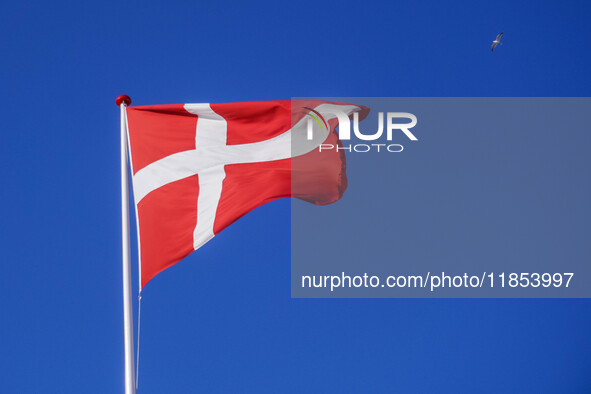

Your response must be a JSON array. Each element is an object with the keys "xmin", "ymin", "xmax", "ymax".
[{"xmin": 1, "ymin": 0, "xmax": 590, "ymax": 393}]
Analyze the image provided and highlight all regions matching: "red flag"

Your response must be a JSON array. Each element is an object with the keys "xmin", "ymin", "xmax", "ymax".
[{"xmin": 126, "ymin": 100, "xmax": 368, "ymax": 288}]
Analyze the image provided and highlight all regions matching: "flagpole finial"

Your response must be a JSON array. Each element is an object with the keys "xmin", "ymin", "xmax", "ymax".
[{"xmin": 116, "ymin": 95, "xmax": 132, "ymax": 106}]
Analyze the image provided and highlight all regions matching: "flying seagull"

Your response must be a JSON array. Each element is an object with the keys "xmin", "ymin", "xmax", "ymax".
[{"xmin": 491, "ymin": 32, "xmax": 503, "ymax": 52}]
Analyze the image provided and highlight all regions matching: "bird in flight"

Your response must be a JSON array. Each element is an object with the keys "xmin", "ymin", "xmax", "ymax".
[{"xmin": 491, "ymin": 32, "xmax": 504, "ymax": 52}]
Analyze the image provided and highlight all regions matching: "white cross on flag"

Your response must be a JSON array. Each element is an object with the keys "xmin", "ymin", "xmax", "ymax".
[{"xmin": 126, "ymin": 100, "xmax": 368, "ymax": 288}]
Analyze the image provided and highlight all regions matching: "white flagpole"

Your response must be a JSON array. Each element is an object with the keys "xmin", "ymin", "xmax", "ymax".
[{"xmin": 117, "ymin": 94, "xmax": 136, "ymax": 394}]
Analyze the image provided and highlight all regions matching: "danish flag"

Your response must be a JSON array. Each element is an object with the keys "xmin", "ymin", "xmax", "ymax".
[{"xmin": 126, "ymin": 100, "xmax": 368, "ymax": 288}]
